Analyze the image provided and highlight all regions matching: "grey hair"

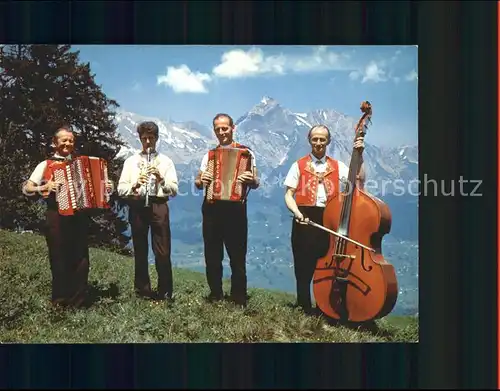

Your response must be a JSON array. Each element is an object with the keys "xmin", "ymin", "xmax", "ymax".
[{"xmin": 307, "ymin": 125, "xmax": 331, "ymax": 141}]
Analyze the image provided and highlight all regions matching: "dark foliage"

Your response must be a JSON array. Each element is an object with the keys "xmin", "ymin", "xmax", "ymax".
[{"xmin": 0, "ymin": 44, "xmax": 129, "ymax": 252}]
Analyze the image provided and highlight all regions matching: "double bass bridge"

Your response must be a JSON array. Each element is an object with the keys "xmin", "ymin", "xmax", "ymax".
[
  {"xmin": 326, "ymin": 253, "xmax": 355, "ymax": 270},
  {"xmin": 327, "ymin": 249, "xmax": 372, "ymax": 273},
  {"xmin": 332, "ymin": 253, "xmax": 355, "ymax": 259}
]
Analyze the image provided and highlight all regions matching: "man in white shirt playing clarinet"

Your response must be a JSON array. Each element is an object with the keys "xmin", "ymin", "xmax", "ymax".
[{"xmin": 118, "ymin": 121, "xmax": 178, "ymax": 302}]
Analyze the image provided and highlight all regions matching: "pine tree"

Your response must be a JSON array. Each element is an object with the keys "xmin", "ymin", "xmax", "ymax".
[{"xmin": 0, "ymin": 44, "xmax": 130, "ymax": 253}]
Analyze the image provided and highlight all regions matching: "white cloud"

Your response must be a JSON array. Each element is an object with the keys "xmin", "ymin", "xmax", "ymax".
[
  {"xmin": 405, "ymin": 69, "xmax": 418, "ymax": 81},
  {"xmin": 361, "ymin": 61, "xmax": 387, "ymax": 83},
  {"xmin": 212, "ymin": 46, "xmax": 353, "ymax": 79},
  {"xmin": 349, "ymin": 71, "xmax": 361, "ymax": 81},
  {"xmin": 348, "ymin": 49, "xmax": 417, "ymax": 84},
  {"xmin": 155, "ymin": 47, "xmax": 415, "ymax": 93},
  {"xmin": 212, "ymin": 48, "xmax": 284, "ymax": 78},
  {"xmin": 157, "ymin": 65, "xmax": 212, "ymax": 94},
  {"xmin": 390, "ymin": 50, "xmax": 402, "ymax": 63}
]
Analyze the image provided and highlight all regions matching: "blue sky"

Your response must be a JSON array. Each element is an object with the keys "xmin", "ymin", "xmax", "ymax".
[{"xmin": 72, "ymin": 45, "xmax": 418, "ymax": 147}]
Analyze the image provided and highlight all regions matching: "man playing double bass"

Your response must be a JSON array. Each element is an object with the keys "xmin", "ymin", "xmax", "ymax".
[{"xmin": 283, "ymin": 124, "xmax": 366, "ymax": 314}]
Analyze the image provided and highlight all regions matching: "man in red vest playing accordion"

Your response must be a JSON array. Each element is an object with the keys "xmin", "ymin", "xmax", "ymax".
[
  {"xmin": 195, "ymin": 113, "xmax": 259, "ymax": 307},
  {"xmin": 23, "ymin": 124, "xmax": 113, "ymax": 308},
  {"xmin": 283, "ymin": 124, "xmax": 365, "ymax": 314}
]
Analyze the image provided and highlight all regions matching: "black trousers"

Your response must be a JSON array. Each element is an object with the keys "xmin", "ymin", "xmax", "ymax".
[
  {"xmin": 128, "ymin": 201, "xmax": 173, "ymax": 298},
  {"xmin": 291, "ymin": 206, "xmax": 330, "ymax": 310},
  {"xmin": 202, "ymin": 200, "xmax": 248, "ymax": 303},
  {"xmin": 44, "ymin": 209, "xmax": 90, "ymax": 307}
]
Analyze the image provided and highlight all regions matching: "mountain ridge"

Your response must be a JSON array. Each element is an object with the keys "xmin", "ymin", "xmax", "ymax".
[
  {"xmin": 110, "ymin": 96, "xmax": 419, "ymax": 316},
  {"xmin": 114, "ymin": 96, "xmax": 418, "ymax": 196}
]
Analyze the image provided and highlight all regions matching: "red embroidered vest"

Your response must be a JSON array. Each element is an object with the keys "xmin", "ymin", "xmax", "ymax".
[{"xmin": 294, "ymin": 155, "xmax": 340, "ymax": 207}]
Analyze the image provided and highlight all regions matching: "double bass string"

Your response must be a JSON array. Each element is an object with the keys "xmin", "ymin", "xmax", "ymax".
[{"xmin": 330, "ymin": 103, "xmax": 370, "ymax": 270}]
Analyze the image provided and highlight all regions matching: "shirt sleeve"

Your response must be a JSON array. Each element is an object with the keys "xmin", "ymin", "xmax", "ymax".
[
  {"xmin": 283, "ymin": 162, "xmax": 300, "ymax": 189},
  {"xmin": 28, "ymin": 161, "xmax": 48, "ymax": 185},
  {"xmin": 338, "ymin": 161, "xmax": 350, "ymax": 181},
  {"xmin": 161, "ymin": 157, "xmax": 179, "ymax": 197},
  {"xmin": 117, "ymin": 158, "xmax": 135, "ymax": 197},
  {"xmin": 199, "ymin": 153, "xmax": 208, "ymax": 172},
  {"xmin": 249, "ymin": 150, "xmax": 257, "ymax": 168}
]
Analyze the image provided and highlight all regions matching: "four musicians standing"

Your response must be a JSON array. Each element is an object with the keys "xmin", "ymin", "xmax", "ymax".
[{"xmin": 23, "ymin": 117, "xmax": 366, "ymax": 313}]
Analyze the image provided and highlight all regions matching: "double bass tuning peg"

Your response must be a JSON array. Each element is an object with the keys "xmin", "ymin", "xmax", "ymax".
[
  {"xmin": 360, "ymin": 101, "xmax": 372, "ymax": 114},
  {"xmin": 355, "ymin": 101, "xmax": 372, "ymax": 137}
]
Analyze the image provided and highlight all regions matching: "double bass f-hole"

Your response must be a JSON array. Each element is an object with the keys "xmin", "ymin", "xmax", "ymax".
[
  {"xmin": 360, "ymin": 247, "xmax": 372, "ymax": 272},
  {"xmin": 326, "ymin": 238, "xmax": 373, "ymax": 273}
]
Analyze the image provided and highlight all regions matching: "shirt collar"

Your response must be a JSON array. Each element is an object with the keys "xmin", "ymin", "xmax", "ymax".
[
  {"xmin": 53, "ymin": 153, "xmax": 73, "ymax": 161},
  {"xmin": 309, "ymin": 153, "xmax": 326, "ymax": 164},
  {"xmin": 139, "ymin": 150, "xmax": 158, "ymax": 157},
  {"xmin": 217, "ymin": 142, "xmax": 237, "ymax": 148}
]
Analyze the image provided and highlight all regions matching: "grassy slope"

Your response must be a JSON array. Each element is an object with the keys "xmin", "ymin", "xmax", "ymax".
[{"xmin": 0, "ymin": 229, "xmax": 418, "ymax": 343}]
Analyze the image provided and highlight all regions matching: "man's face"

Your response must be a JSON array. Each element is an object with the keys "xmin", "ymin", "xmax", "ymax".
[
  {"xmin": 213, "ymin": 116, "xmax": 234, "ymax": 146},
  {"xmin": 53, "ymin": 129, "xmax": 75, "ymax": 157},
  {"xmin": 140, "ymin": 132, "xmax": 158, "ymax": 152},
  {"xmin": 309, "ymin": 127, "xmax": 329, "ymax": 156}
]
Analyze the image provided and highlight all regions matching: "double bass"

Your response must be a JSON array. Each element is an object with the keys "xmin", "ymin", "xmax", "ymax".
[{"xmin": 311, "ymin": 101, "xmax": 398, "ymax": 323}]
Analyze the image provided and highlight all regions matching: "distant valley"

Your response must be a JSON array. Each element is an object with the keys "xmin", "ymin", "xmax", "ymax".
[{"xmin": 113, "ymin": 96, "xmax": 419, "ymax": 316}]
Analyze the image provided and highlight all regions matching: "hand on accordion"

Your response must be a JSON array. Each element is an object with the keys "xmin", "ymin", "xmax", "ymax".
[
  {"xmin": 43, "ymin": 179, "xmax": 63, "ymax": 194},
  {"xmin": 200, "ymin": 171, "xmax": 213, "ymax": 186},
  {"xmin": 237, "ymin": 171, "xmax": 254, "ymax": 184},
  {"xmin": 105, "ymin": 180, "xmax": 114, "ymax": 194}
]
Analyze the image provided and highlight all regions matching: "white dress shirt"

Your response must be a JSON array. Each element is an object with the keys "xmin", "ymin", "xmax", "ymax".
[
  {"xmin": 118, "ymin": 151, "xmax": 178, "ymax": 199},
  {"xmin": 283, "ymin": 154, "xmax": 349, "ymax": 207}
]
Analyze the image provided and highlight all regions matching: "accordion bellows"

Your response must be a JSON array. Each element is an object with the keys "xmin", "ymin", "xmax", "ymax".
[
  {"xmin": 206, "ymin": 147, "xmax": 252, "ymax": 202},
  {"xmin": 43, "ymin": 155, "xmax": 110, "ymax": 215}
]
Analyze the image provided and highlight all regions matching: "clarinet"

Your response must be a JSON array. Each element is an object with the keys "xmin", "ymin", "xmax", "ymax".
[{"xmin": 144, "ymin": 147, "xmax": 151, "ymax": 207}]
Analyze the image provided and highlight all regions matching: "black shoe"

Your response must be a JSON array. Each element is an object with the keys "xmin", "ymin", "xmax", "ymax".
[
  {"xmin": 135, "ymin": 289, "xmax": 156, "ymax": 300},
  {"xmin": 206, "ymin": 292, "xmax": 223, "ymax": 302},
  {"xmin": 303, "ymin": 306, "xmax": 317, "ymax": 316},
  {"xmin": 297, "ymin": 300, "xmax": 313, "ymax": 314},
  {"xmin": 156, "ymin": 292, "xmax": 175, "ymax": 302},
  {"xmin": 228, "ymin": 294, "xmax": 247, "ymax": 307}
]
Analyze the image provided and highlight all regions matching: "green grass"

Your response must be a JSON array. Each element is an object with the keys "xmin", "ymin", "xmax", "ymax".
[{"xmin": 0, "ymin": 229, "xmax": 418, "ymax": 343}]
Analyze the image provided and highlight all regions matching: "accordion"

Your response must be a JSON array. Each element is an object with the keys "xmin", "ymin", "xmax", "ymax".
[
  {"xmin": 42, "ymin": 155, "xmax": 111, "ymax": 216},
  {"xmin": 206, "ymin": 147, "xmax": 252, "ymax": 202}
]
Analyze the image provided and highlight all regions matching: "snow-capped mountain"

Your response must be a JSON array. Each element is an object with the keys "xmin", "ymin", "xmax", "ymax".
[
  {"xmin": 114, "ymin": 111, "xmax": 215, "ymax": 165},
  {"xmin": 111, "ymin": 97, "xmax": 419, "ymax": 315},
  {"xmin": 113, "ymin": 96, "xmax": 418, "ymax": 196}
]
